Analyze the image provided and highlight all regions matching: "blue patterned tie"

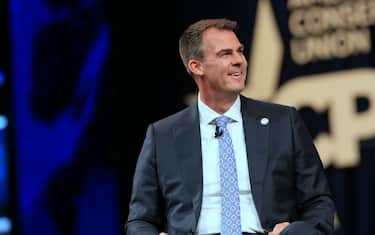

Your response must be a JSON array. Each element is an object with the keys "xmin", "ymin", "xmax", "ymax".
[{"xmin": 214, "ymin": 116, "xmax": 242, "ymax": 235}]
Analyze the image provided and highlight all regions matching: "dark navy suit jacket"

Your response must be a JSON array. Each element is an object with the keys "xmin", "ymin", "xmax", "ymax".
[{"xmin": 126, "ymin": 96, "xmax": 334, "ymax": 235}]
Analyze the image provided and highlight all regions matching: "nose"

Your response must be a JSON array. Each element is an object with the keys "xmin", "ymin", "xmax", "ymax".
[{"xmin": 232, "ymin": 52, "xmax": 246, "ymax": 66}]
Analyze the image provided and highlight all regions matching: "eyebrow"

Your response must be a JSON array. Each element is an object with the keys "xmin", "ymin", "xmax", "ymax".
[{"xmin": 216, "ymin": 44, "xmax": 244, "ymax": 56}]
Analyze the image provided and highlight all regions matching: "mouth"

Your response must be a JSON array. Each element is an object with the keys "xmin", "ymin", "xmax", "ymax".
[{"xmin": 228, "ymin": 72, "xmax": 242, "ymax": 79}]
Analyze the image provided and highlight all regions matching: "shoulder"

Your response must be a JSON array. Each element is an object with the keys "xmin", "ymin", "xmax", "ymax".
[
  {"xmin": 151, "ymin": 102, "xmax": 197, "ymax": 130},
  {"xmin": 240, "ymin": 95, "xmax": 296, "ymax": 115}
]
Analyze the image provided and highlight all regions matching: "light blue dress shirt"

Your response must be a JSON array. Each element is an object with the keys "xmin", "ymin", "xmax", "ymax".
[{"xmin": 195, "ymin": 94, "xmax": 263, "ymax": 235}]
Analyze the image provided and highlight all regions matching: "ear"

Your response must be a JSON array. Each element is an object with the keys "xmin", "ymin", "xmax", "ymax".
[{"xmin": 188, "ymin": 59, "xmax": 204, "ymax": 76}]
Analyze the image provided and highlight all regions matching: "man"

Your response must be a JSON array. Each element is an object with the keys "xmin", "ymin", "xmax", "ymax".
[{"xmin": 125, "ymin": 18, "xmax": 334, "ymax": 235}]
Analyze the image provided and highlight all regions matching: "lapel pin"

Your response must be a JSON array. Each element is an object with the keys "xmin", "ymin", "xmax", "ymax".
[{"xmin": 260, "ymin": 117, "xmax": 269, "ymax": 126}]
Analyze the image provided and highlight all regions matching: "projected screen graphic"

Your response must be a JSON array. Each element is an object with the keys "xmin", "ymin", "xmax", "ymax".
[
  {"xmin": 0, "ymin": 0, "xmax": 13, "ymax": 232},
  {"xmin": 0, "ymin": 116, "xmax": 11, "ymax": 235}
]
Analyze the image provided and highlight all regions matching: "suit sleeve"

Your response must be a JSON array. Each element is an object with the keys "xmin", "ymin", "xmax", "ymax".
[
  {"xmin": 125, "ymin": 124, "xmax": 164, "ymax": 235},
  {"xmin": 290, "ymin": 107, "xmax": 335, "ymax": 235}
]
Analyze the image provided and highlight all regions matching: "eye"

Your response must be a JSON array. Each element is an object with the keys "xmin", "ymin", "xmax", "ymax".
[{"xmin": 217, "ymin": 49, "xmax": 232, "ymax": 57}]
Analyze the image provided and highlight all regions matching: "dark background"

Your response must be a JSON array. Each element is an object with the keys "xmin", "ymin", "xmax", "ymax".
[{"xmin": 3, "ymin": 0, "xmax": 375, "ymax": 234}]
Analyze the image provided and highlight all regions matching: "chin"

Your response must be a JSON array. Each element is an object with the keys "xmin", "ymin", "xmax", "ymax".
[
  {"xmin": 230, "ymin": 87, "xmax": 244, "ymax": 94},
  {"xmin": 234, "ymin": 83, "xmax": 246, "ymax": 92}
]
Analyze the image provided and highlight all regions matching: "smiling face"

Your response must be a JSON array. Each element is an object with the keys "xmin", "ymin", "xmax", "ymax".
[{"xmin": 189, "ymin": 28, "xmax": 247, "ymax": 102}]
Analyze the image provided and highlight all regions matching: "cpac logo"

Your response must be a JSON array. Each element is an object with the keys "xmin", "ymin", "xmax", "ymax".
[
  {"xmin": 243, "ymin": 0, "xmax": 375, "ymax": 169},
  {"xmin": 245, "ymin": 69, "xmax": 375, "ymax": 168}
]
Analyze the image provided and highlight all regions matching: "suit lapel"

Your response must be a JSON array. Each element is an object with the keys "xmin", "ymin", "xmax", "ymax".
[
  {"xmin": 172, "ymin": 97, "xmax": 270, "ymax": 225},
  {"xmin": 173, "ymin": 102, "xmax": 202, "ymax": 226},
  {"xmin": 241, "ymin": 96, "xmax": 270, "ymax": 220}
]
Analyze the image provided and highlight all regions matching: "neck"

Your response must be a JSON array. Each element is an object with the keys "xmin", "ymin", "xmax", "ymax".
[{"xmin": 200, "ymin": 92, "xmax": 238, "ymax": 114}]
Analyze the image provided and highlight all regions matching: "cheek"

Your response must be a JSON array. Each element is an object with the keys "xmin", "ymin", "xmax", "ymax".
[{"xmin": 241, "ymin": 57, "xmax": 248, "ymax": 66}]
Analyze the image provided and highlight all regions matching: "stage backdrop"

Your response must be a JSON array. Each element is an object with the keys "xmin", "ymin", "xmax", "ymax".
[{"xmin": 244, "ymin": 2, "xmax": 375, "ymax": 234}]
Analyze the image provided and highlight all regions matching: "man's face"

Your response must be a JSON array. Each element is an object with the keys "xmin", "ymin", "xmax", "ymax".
[{"xmin": 199, "ymin": 28, "xmax": 247, "ymax": 96}]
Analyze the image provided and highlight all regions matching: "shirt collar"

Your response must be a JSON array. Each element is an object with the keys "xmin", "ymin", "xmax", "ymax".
[{"xmin": 197, "ymin": 93, "xmax": 242, "ymax": 125}]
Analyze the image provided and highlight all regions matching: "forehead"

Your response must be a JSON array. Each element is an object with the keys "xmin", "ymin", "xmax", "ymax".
[{"xmin": 202, "ymin": 28, "xmax": 241, "ymax": 51}]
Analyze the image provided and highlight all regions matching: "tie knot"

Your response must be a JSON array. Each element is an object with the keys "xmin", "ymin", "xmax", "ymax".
[{"xmin": 214, "ymin": 116, "xmax": 230, "ymax": 128}]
